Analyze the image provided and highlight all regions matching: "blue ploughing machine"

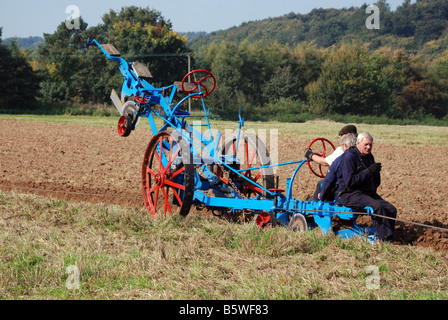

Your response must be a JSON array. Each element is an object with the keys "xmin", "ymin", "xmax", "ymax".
[{"xmin": 87, "ymin": 38, "xmax": 377, "ymax": 244}]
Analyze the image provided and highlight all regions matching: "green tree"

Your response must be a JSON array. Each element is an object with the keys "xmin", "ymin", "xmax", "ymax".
[
  {"xmin": 204, "ymin": 41, "xmax": 243, "ymax": 117},
  {"xmin": 262, "ymin": 65, "xmax": 301, "ymax": 103},
  {"xmin": 395, "ymin": 80, "xmax": 444, "ymax": 117},
  {"xmin": 306, "ymin": 44, "xmax": 391, "ymax": 116},
  {"xmin": 37, "ymin": 7, "xmax": 190, "ymax": 104},
  {"xmin": 0, "ymin": 28, "xmax": 40, "ymax": 108},
  {"xmin": 37, "ymin": 17, "xmax": 93, "ymax": 103},
  {"xmin": 91, "ymin": 6, "xmax": 190, "ymax": 87}
]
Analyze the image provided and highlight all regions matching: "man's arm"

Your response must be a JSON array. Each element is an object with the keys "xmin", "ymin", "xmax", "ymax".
[
  {"xmin": 305, "ymin": 147, "xmax": 343, "ymax": 167},
  {"xmin": 340, "ymin": 152, "xmax": 370, "ymax": 190}
]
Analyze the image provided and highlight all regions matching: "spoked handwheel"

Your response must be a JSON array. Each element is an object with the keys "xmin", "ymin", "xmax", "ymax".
[
  {"xmin": 220, "ymin": 133, "xmax": 274, "ymax": 198},
  {"xmin": 307, "ymin": 138, "xmax": 336, "ymax": 178},
  {"xmin": 181, "ymin": 69, "xmax": 216, "ymax": 97},
  {"xmin": 142, "ymin": 131, "xmax": 194, "ymax": 217}
]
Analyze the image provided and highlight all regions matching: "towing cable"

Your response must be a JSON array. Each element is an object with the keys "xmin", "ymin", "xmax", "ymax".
[{"xmin": 290, "ymin": 208, "xmax": 448, "ymax": 233}]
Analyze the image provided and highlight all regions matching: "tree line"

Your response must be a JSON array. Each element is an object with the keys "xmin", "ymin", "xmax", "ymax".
[
  {"xmin": 1, "ymin": 3, "xmax": 448, "ymax": 122},
  {"xmin": 194, "ymin": 39, "xmax": 448, "ymax": 121}
]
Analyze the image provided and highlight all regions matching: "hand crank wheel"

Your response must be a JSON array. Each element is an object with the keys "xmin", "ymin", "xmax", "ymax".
[
  {"xmin": 181, "ymin": 69, "xmax": 216, "ymax": 97},
  {"xmin": 307, "ymin": 138, "xmax": 336, "ymax": 178},
  {"xmin": 142, "ymin": 131, "xmax": 194, "ymax": 217}
]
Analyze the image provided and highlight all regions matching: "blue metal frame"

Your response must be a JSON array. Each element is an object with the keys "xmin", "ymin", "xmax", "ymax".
[{"xmin": 88, "ymin": 39, "xmax": 377, "ymax": 243}]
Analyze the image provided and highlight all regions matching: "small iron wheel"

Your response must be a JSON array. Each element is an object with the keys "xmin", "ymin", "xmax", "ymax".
[{"xmin": 289, "ymin": 213, "xmax": 308, "ymax": 232}]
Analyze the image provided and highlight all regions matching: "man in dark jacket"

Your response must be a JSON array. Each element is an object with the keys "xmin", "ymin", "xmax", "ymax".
[{"xmin": 337, "ymin": 132, "xmax": 397, "ymax": 241}]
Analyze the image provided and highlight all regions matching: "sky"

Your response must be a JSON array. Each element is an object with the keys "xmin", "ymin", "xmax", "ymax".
[{"xmin": 0, "ymin": 0, "xmax": 410, "ymax": 39}]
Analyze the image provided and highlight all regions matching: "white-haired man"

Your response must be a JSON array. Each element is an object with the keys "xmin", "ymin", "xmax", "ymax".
[{"xmin": 337, "ymin": 132, "xmax": 397, "ymax": 241}]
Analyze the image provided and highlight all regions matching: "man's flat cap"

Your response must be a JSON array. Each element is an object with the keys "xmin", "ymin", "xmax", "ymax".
[{"xmin": 338, "ymin": 125, "xmax": 357, "ymax": 136}]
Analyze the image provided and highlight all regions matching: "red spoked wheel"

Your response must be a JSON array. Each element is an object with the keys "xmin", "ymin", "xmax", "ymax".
[
  {"xmin": 181, "ymin": 69, "xmax": 216, "ymax": 97},
  {"xmin": 142, "ymin": 131, "xmax": 194, "ymax": 217},
  {"xmin": 307, "ymin": 138, "xmax": 336, "ymax": 178},
  {"xmin": 220, "ymin": 133, "xmax": 274, "ymax": 199},
  {"xmin": 135, "ymin": 96, "xmax": 149, "ymax": 105},
  {"xmin": 117, "ymin": 115, "xmax": 133, "ymax": 137}
]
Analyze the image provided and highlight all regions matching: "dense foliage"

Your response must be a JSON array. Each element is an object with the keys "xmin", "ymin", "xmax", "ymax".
[
  {"xmin": 34, "ymin": 7, "xmax": 190, "ymax": 104},
  {"xmin": 190, "ymin": 0, "xmax": 448, "ymax": 120},
  {"xmin": 0, "ymin": 28, "xmax": 40, "ymax": 108},
  {"xmin": 1, "ymin": 1, "xmax": 448, "ymax": 122}
]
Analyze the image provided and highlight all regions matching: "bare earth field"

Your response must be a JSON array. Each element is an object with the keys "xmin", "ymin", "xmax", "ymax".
[{"xmin": 1, "ymin": 120, "xmax": 448, "ymax": 251}]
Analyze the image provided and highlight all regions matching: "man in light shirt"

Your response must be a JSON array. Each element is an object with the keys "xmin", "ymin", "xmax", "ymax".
[
  {"xmin": 304, "ymin": 125, "xmax": 357, "ymax": 167},
  {"xmin": 305, "ymin": 125, "xmax": 357, "ymax": 201}
]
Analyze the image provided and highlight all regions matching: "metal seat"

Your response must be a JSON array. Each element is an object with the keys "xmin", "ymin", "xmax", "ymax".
[
  {"xmin": 101, "ymin": 44, "xmax": 121, "ymax": 57},
  {"xmin": 132, "ymin": 62, "xmax": 153, "ymax": 79}
]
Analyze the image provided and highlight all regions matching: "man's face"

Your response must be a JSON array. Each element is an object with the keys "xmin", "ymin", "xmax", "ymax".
[{"xmin": 357, "ymin": 137, "xmax": 373, "ymax": 156}]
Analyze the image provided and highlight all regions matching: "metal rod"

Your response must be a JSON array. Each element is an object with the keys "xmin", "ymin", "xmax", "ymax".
[{"xmin": 236, "ymin": 160, "xmax": 305, "ymax": 172}]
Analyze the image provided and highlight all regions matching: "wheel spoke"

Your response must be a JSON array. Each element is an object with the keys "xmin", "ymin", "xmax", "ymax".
[
  {"xmin": 171, "ymin": 166, "xmax": 185, "ymax": 179},
  {"xmin": 153, "ymin": 187, "xmax": 160, "ymax": 215},
  {"xmin": 254, "ymin": 171, "xmax": 262, "ymax": 182},
  {"xmin": 172, "ymin": 188, "xmax": 183, "ymax": 207},
  {"xmin": 161, "ymin": 187, "xmax": 172, "ymax": 217},
  {"xmin": 164, "ymin": 179, "xmax": 186, "ymax": 190},
  {"xmin": 248, "ymin": 149, "xmax": 256, "ymax": 169},
  {"xmin": 321, "ymin": 139, "xmax": 327, "ymax": 156},
  {"xmin": 158, "ymin": 138, "xmax": 164, "ymax": 170},
  {"xmin": 162, "ymin": 144, "xmax": 180, "ymax": 175},
  {"xmin": 146, "ymin": 166, "xmax": 156, "ymax": 177}
]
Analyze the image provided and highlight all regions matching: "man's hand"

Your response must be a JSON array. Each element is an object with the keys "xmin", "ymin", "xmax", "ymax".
[
  {"xmin": 304, "ymin": 148, "xmax": 314, "ymax": 161},
  {"xmin": 368, "ymin": 162, "xmax": 382, "ymax": 174}
]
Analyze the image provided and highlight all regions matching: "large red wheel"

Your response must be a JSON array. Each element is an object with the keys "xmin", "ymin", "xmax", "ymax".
[
  {"xmin": 181, "ymin": 69, "xmax": 216, "ymax": 97},
  {"xmin": 220, "ymin": 133, "xmax": 274, "ymax": 199},
  {"xmin": 142, "ymin": 131, "xmax": 194, "ymax": 217},
  {"xmin": 307, "ymin": 138, "xmax": 336, "ymax": 178}
]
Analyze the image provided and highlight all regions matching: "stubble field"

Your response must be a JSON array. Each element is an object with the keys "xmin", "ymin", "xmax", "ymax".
[{"xmin": 1, "ymin": 116, "xmax": 448, "ymax": 300}]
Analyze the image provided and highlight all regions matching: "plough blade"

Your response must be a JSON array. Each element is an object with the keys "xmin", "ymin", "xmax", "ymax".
[{"xmin": 110, "ymin": 89, "xmax": 123, "ymax": 115}]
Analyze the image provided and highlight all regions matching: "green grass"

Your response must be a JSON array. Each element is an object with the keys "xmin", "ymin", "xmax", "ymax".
[{"xmin": 1, "ymin": 190, "xmax": 447, "ymax": 300}]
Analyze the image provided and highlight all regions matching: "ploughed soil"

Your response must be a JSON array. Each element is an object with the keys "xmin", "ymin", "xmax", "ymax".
[{"xmin": 1, "ymin": 120, "xmax": 448, "ymax": 251}]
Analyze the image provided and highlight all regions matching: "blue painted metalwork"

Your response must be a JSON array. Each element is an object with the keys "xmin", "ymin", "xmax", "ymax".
[{"xmin": 88, "ymin": 39, "xmax": 377, "ymax": 243}]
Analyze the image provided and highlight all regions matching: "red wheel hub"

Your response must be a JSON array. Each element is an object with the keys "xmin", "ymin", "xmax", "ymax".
[{"xmin": 117, "ymin": 115, "xmax": 133, "ymax": 137}]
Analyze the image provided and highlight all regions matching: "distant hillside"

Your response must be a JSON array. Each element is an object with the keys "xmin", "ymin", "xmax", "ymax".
[
  {"xmin": 180, "ymin": 31, "xmax": 208, "ymax": 42},
  {"xmin": 4, "ymin": 36, "xmax": 44, "ymax": 50},
  {"xmin": 189, "ymin": 0, "xmax": 448, "ymax": 56}
]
